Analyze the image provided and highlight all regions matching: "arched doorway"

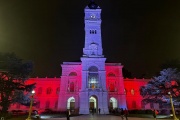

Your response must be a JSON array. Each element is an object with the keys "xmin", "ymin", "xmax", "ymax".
[
  {"xmin": 89, "ymin": 95, "xmax": 98, "ymax": 113},
  {"xmin": 67, "ymin": 97, "xmax": 75, "ymax": 110},
  {"xmin": 109, "ymin": 97, "xmax": 117, "ymax": 110}
]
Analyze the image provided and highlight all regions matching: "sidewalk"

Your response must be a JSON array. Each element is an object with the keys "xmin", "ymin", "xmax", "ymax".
[{"xmin": 43, "ymin": 114, "xmax": 174, "ymax": 120}]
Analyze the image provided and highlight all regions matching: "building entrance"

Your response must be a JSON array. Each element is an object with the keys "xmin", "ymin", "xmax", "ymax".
[
  {"xmin": 89, "ymin": 95, "xmax": 98, "ymax": 113},
  {"xmin": 67, "ymin": 97, "xmax": 75, "ymax": 110},
  {"xmin": 109, "ymin": 97, "xmax": 117, "ymax": 111}
]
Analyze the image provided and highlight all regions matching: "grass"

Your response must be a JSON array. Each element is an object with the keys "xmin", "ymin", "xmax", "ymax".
[{"xmin": 8, "ymin": 116, "xmax": 28, "ymax": 120}]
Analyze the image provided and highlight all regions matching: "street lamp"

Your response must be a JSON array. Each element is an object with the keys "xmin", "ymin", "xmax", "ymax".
[
  {"xmin": 168, "ymin": 92, "xmax": 179, "ymax": 120},
  {"xmin": 26, "ymin": 90, "xmax": 35, "ymax": 120}
]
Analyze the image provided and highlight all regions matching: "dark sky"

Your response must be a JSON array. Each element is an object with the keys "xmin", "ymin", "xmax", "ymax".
[{"xmin": 0, "ymin": 0, "xmax": 180, "ymax": 78}]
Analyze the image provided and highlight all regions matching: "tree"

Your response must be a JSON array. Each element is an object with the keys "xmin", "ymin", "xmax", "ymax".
[
  {"xmin": 140, "ymin": 68, "xmax": 180, "ymax": 108},
  {"xmin": 0, "ymin": 53, "xmax": 36, "ymax": 113}
]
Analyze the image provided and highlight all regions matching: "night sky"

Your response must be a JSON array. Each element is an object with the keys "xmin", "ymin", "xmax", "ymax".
[{"xmin": 0, "ymin": 0, "xmax": 180, "ymax": 78}]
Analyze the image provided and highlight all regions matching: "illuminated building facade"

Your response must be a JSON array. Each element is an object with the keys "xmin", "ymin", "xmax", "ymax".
[
  {"xmin": 9, "ymin": 1, "xmax": 150, "ymax": 114},
  {"xmin": 58, "ymin": 1, "xmax": 126, "ymax": 114}
]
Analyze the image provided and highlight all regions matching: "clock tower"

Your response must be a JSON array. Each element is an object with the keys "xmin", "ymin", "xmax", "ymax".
[
  {"xmin": 79, "ymin": 0, "xmax": 109, "ymax": 114},
  {"xmin": 83, "ymin": 0, "xmax": 103, "ymax": 57}
]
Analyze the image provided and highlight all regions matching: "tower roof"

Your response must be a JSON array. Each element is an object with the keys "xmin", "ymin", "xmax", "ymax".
[{"xmin": 88, "ymin": 0, "xmax": 99, "ymax": 9}]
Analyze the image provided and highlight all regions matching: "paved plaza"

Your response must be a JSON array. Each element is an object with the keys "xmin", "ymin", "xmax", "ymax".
[{"xmin": 44, "ymin": 114, "xmax": 174, "ymax": 120}]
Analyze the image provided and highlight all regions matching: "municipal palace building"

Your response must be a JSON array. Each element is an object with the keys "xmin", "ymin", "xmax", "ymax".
[{"xmin": 9, "ymin": 1, "xmax": 152, "ymax": 114}]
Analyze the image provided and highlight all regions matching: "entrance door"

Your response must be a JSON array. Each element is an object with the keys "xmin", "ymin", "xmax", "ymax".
[
  {"xmin": 109, "ymin": 97, "xmax": 117, "ymax": 109},
  {"xmin": 67, "ymin": 97, "xmax": 75, "ymax": 110},
  {"xmin": 90, "ymin": 101, "xmax": 94, "ymax": 108},
  {"xmin": 89, "ymin": 96, "xmax": 98, "ymax": 113}
]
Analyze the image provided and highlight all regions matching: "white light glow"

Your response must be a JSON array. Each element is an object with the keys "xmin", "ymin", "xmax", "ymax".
[{"xmin": 32, "ymin": 90, "xmax": 35, "ymax": 94}]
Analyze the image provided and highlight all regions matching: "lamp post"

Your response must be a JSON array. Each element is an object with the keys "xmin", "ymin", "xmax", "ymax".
[
  {"xmin": 168, "ymin": 92, "xmax": 179, "ymax": 120},
  {"xmin": 26, "ymin": 90, "xmax": 35, "ymax": 120}
]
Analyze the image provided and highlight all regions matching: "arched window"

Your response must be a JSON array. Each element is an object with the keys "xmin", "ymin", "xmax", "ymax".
[
  {"xmin": 108, "ymin": 72, "xmax": 115, "ymax": 77},
  {"xmin": 131, "ymin": 89, "xmax": 135, "ymax": 95},
  {"xmin": 124, "ymin": 89, "xmax": 127, "ymax": 94},
  {"xmin": 46, "ymin": 87, "xmax": 52, "ymax": 94},
  {"xmin": 92, "ymin": 30, "xmax": 94, "ymax": 34},
  {"xmin": 69, "ymin": 72, "xmax": 77, "ymax": 76},
  {"xmin": 95, "ymin": 30, "xmax": 97, "ymax": 34},
  {"xmin": 38, "ymin": 87, "xmax": 42, "ymax": 94},
  {"xmin": 109, "ymin": 83, "xmax": 115, "ymax": 92},
  {"xmin": 70, "ymin": 82, "xmax": 75, "ymax": 92},
  {"xmin": 88, "ymin": 66, "xmax": 98, "ymax": 72},
  {"xmin": 88, "ymin": 66, "xmax": 99, "ymax": 89},
  {"xmin": 90, "ymin": 30, "xmax": 97, "ymax": 34}
]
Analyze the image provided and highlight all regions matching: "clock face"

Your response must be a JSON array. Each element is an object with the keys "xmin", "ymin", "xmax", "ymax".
[{"xmin": 90, "ymin": 14, "xmax": 96, "ymax": 19}]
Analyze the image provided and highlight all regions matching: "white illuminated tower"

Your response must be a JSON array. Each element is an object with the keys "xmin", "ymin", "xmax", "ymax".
[
  {"xmin": 58, "ymin": 0, "xmax": 127, "ymax": 114},
  {"xmin": 79, "ymin": 0, "xmax": 109, "ymax": 114}
]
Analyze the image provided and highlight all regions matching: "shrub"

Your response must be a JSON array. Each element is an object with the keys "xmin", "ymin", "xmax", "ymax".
[{"xmin": 0, "ymin": 112, "xmax": 12, "ymax": 119}]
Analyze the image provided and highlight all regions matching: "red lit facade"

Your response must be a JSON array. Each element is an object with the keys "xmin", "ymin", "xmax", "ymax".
[{"xmin": 9, "ymin": 73, "xmax": 150, "ymax": 112}]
